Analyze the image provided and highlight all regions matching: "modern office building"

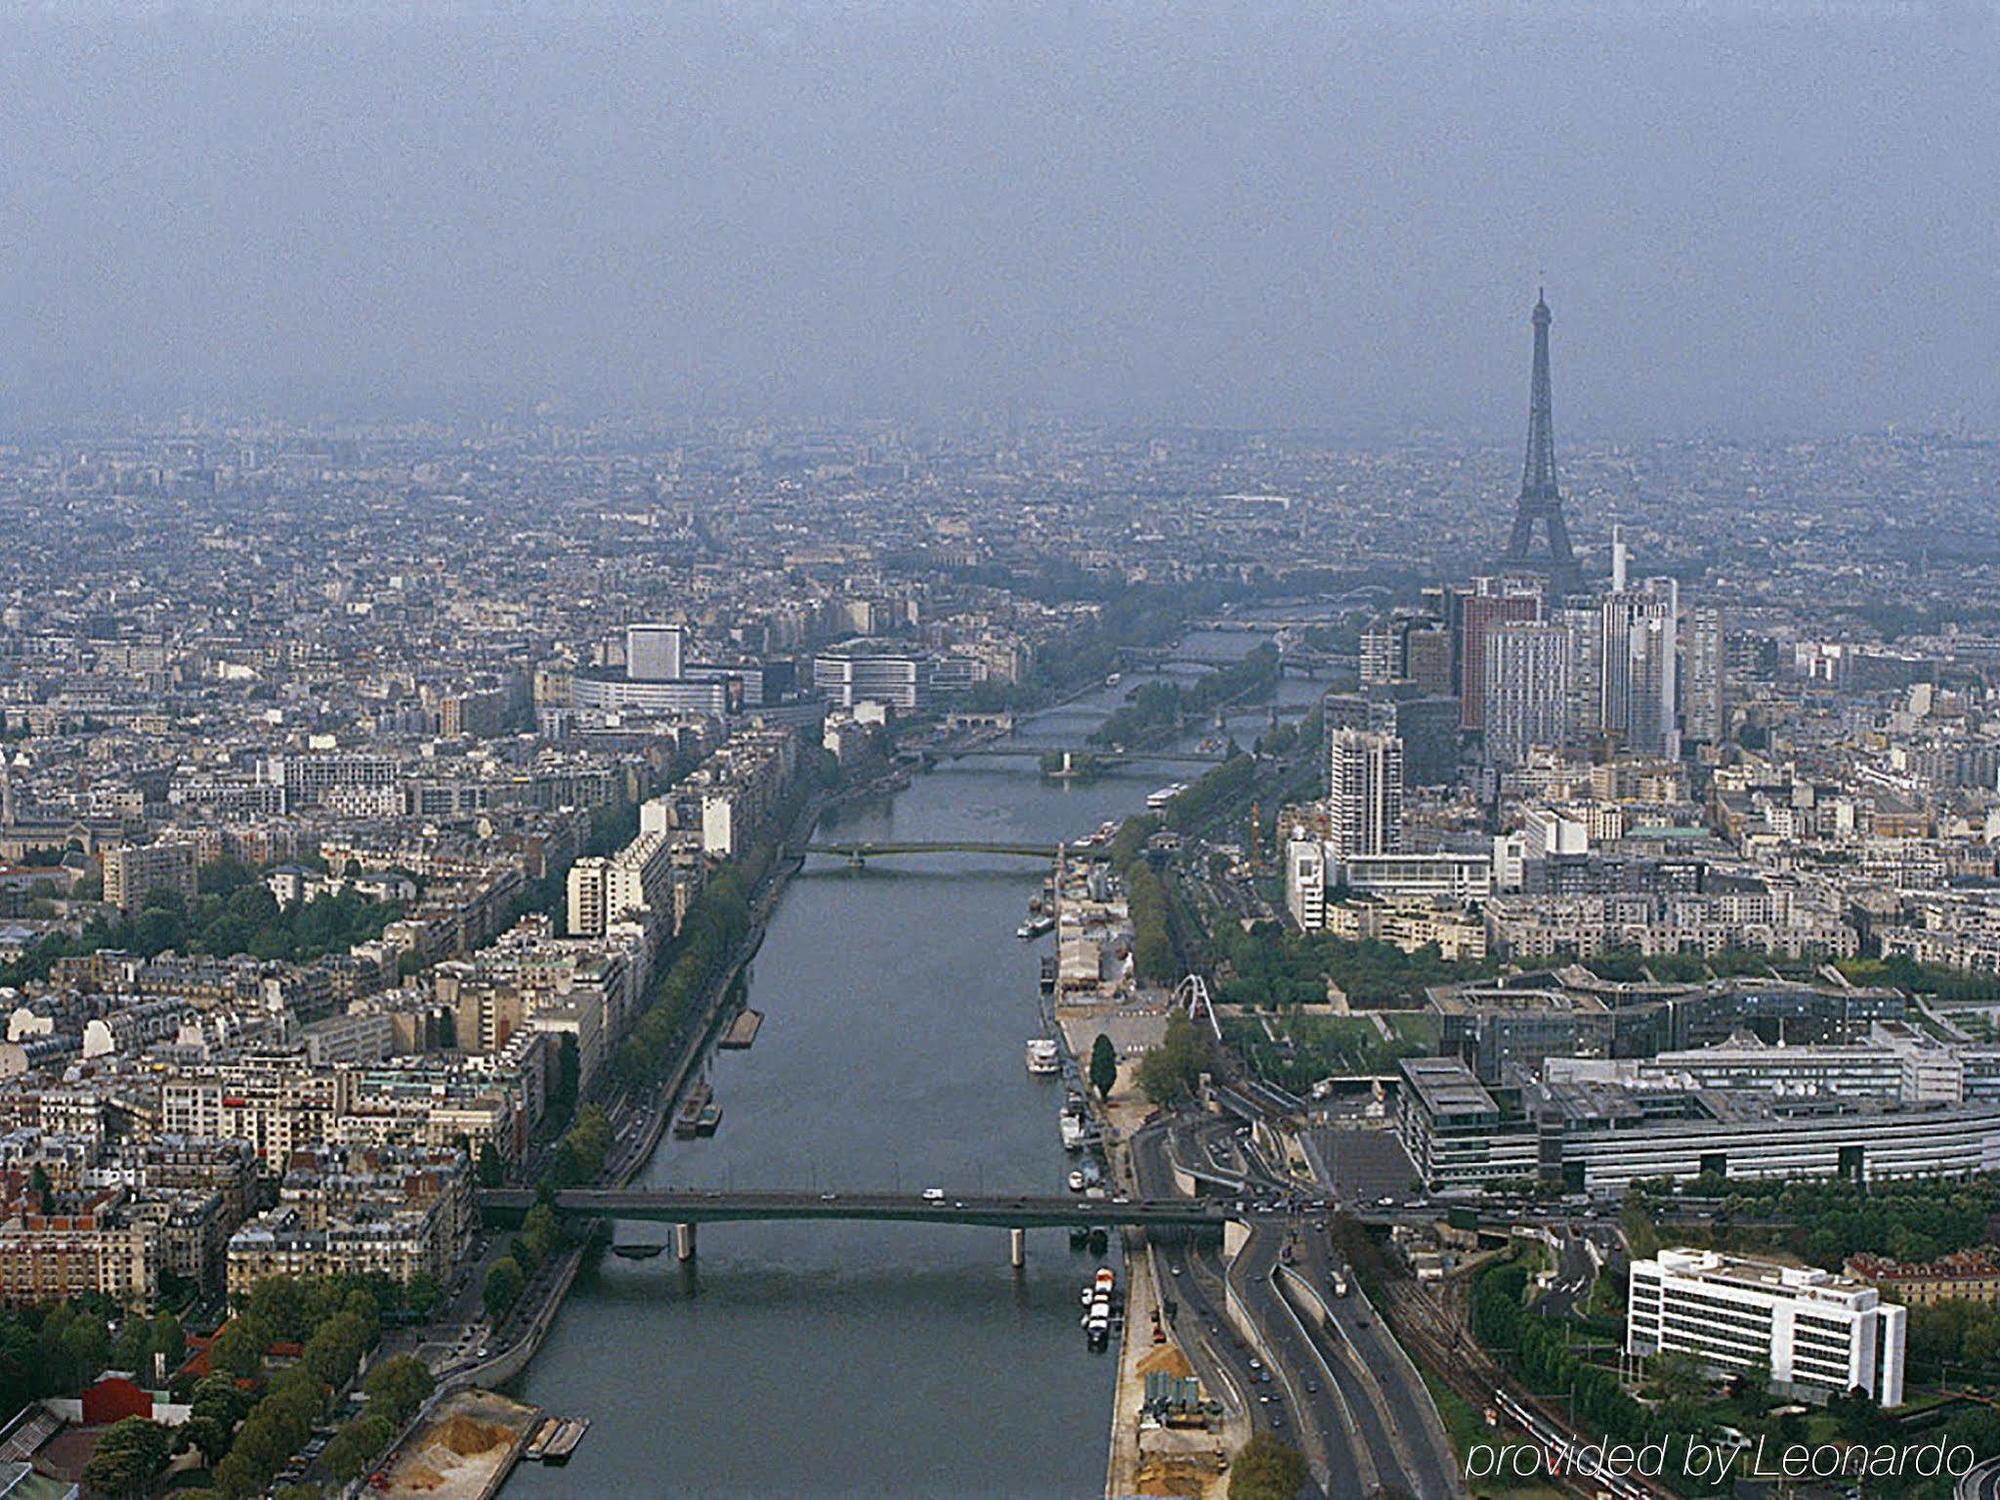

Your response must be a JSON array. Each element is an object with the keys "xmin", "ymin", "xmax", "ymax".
[
  {"xmin": 1397, "ymin": 1052, "xmax": 2000, "ymax": 1196},
  {"xmin": 813, "ymin": 645, "xmax": 928, "ymax": 710},
  {"xmin": 1628, "ymin": 1248, "xmax": 1905, "ymax": 1406},
  {"xmin": 571, "ymin": 674, "xmax": 731, "ymax": 716},
  {"xmin": 625, "ymin": 623, "xmax": 684, "ymax": 683},
  {"xmin": 1455, "ymin": 583, "xmax": 1542, "ymax": 732},
  {"xmin": 1684, "ymin": 604, "xmax": 1725, "ymax": 745}
]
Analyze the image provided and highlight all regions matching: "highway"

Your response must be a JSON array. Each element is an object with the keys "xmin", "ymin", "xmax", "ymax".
[
  {"xmin": 1131, "ymin": 1121, "xmax": 1361, "ymax": 1500},
  {"xmin": 1151, "ymin": 1237, "xmax": 1340, "ymax": 1500},
  {"xmin": 1153, "ymin": 1111, "xmax": 1464, "ymax": 1497},
  {"xmin": 1291, "ymin": 1229, "xmax": 1464, "ymax": 1499}
]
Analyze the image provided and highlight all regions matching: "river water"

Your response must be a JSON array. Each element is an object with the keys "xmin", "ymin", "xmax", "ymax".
[{"xmin": 505, "ymin": 633, "xmax": 1328, "ymax": 1498}]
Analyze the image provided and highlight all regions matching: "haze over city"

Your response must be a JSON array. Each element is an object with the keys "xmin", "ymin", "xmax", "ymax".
[
  {"xmin": 12, "ymin": 5, "xmax": 2000, "ymax": 1500},
  {"xmin": 4, "ymin": 1, "xmax": 1998, "ymax": 432}
]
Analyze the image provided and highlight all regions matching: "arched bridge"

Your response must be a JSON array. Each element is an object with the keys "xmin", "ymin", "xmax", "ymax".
[{"xmin": 802, "ymin": 840, "xmax": 1057, "ymax": 863}]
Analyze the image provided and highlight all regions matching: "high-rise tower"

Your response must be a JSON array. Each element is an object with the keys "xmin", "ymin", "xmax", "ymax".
[
  {"xmin": 1327, "ymin": 728, "xmax": 1403, "ymax": 864},
  {"xmin": 1502, "ymin": 290, "xmax": 1579, "ymax": 595}
]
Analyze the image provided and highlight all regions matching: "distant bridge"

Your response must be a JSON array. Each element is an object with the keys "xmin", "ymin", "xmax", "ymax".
[
  {"xmin": 478, "ymin": 1187, "xmax": 1245, "ymax": 1264},
  {"xmin": 802, "ymin": 840, "xmax": 1057, "ymax": 864},
  {"xmin": 950, "ymin": 746, "xmax": 1228, "ymax": 766}
]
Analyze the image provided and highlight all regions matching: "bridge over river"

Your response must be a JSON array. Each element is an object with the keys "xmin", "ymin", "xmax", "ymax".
[
  {"xmin": 800, "ymin": 839, "xmax": 1058, "ymax": 864},
  {"xmin": 948, "ymin": 745, "xmax": 1228, "ymax": 766},
  {"xmin": 478, "ymin": 1186, "xmax": 1247, "ymax": 1265}
]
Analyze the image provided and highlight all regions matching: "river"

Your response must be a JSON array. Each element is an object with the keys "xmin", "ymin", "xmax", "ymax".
[{"xmin": 503, "ymin": 632, "xmax": 1330, "ymax": 1498}]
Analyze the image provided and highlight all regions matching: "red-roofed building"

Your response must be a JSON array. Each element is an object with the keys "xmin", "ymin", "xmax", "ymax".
[{"xmin": 79, "ymin": 1376, "xmax": 152, "ymax": 1427}]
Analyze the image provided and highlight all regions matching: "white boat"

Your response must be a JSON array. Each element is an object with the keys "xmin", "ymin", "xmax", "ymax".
[
  {"xmin": 1067, "ymin": 1168, "xmax": 1086, "ymax": 1193},
  {"xmin": 1106, "ymin": 672, "xmax": 1122, "ymax": 686},
  {"xmin": 1059, "ymin": 1112, "xmax": 1089, "ymax": 1151},
  {"xmin": 1145, "ymin": 783, "xmax": 1187, "ymax": 810},
  {"xmin": 1016, "ymin": 913, "xmax": 1055, "ymax": 940},
  {"xmin": 1025, "ymin": 1038, "xmax": 1061, "ymax": 1075}
]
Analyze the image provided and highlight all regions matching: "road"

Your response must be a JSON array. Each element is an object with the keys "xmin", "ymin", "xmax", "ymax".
[
  {"xmin": 1960, "ymin": 1454, "xmax": 2000, "ymax": 1500},
  {"xmin": 1536, "ymin": 1228, "xmax": 1601, "ymax": 1320},
  {"xmin": 1168, "ymin": 1111, "xmax": 1463, "ymax": 1497},
  {"xmin": 479, "ymin": 1185, "xmax": 1262, "ymax": 1230}
]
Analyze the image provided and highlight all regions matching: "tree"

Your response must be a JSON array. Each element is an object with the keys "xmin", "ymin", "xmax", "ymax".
[
  {"xmin": 208, "ymin": 1317, "xmax": 267, "ymax": 1382},
  {"xmin": 181, "ymin": 1411, "xmax": 236, "ymax": 1467},
  {"xmin": 1649, "ymin": 1350, "xmax": 1709, "ymax": 1411},
  {"xmin": 1229, "ymin": 1431, "xmax": 1308, "ymax": 1499},
  {"xmin": 1089, "ymin": 1033, "xmax": 1119, "ymax": 1099},
  {"xmin": 1732, "ymin": 1357, "xmax": 1773, "ymax": 1404},
  {"xmin": 364, "ymin": 1354, "xmax": 434, "ymax": 1426},
  {"xmin": 404, "ymin": 1271, "xmax": 441, "ymax": 1320},
  {"xmin": 483, "ymin": 1256, "xmax": 525, "ymax": 1320},
  {"xmin": 476, "ymin": 1141, "xmax": 504, "ymax": 1188},
  {"xmin": 81, "ymin": 1416, "xmax": 173, "ymax": 1499},
  {"xmin": 111, "ymin": 1315, "xmax": 154, "ymax": 1377},
  {"xmin": 1136, "ymin": 1015, "xmax": 1209, "ymax": 1105},
  {"xmin": 323, "ymin": 1412, "xmax": 395, "ymax": 1483},
  {"xmin": 150, "ymin": 1312, "xmax": 186, "ymax": 1373}
]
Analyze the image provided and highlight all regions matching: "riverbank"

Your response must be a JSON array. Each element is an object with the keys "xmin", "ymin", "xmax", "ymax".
[
  {"xmin": 492, "ymin": 631, "xmax": 1324, "ymax": 1497},
  {"xmin": 412, "ymin": 781, "xmax": 849, "ymax": 1422}
]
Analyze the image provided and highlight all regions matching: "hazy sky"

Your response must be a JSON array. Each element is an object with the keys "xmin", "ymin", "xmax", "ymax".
[{"xmin": 3, "ymin": 2, "xmax": 1997, "ymax": 434}]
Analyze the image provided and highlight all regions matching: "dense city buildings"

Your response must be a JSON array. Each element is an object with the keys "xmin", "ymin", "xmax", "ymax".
[{"xmin": 3, "ymin": 297, "xmax": 2000, "ymax": 1488}]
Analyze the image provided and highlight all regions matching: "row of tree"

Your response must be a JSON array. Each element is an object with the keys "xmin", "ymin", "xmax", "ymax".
[
  {"xmin": 1472, "ymin": 1260, "xmax": 1663, "ymax": 1452},
  {"xmin": 485, "ymin": 1199, "xmax": 564, "ymax": 1320},
  {"xmin": 1629, "ymin": 1175, "xmax": 2000, "ymax": 1269},
  {"xmin": 320, "ymin": 1356, "xmax": 434, "ymax": 1483},
  {"xmin": 209, "ymin": 1282, "xmax": 384, "ymax": 1499},
  {"xmin": 608, "ymin": 855, "xmax": 760, "ymax": 1094},
  {"xmin": 1125, "ymin": 863, "xmax": 1178, "ymax": 984}
]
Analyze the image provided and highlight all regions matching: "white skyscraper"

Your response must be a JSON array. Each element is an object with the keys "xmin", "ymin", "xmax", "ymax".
[
  {"xmin": 1327, "ymin": 729, "xmax": 1403, "ymax": 864},
  {"xmin": 1482, "ymin": 621, "xmax": 1572, "ymax": 767},
  {"xmin": 1359, "ymin": 625, "xmax": 1397, "ymax": 688},
  {"xmin": 1600, "ymin": 577, "xmax": 1678, "ymax": 757},
  {"xmin": 625, "ymin": 623, "xmax": 684, "ymax": 683}
]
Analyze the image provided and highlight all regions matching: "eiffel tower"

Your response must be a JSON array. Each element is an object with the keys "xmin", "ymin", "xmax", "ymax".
[{"xmin": 1501, "ymin": 289, "xmax": 1580, "ymax": 595}]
